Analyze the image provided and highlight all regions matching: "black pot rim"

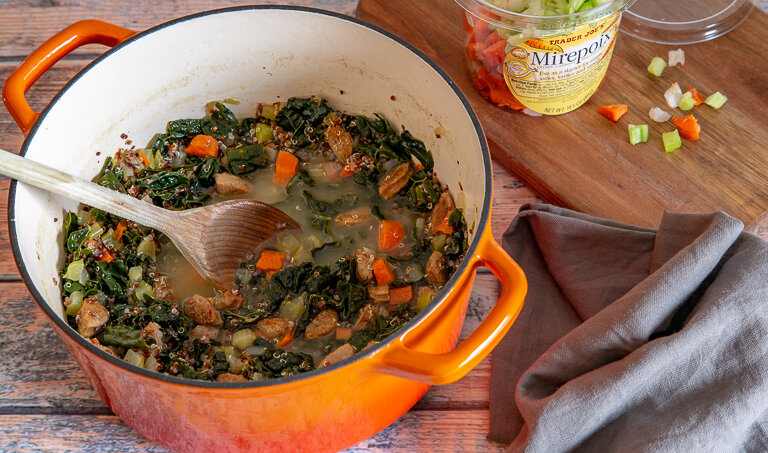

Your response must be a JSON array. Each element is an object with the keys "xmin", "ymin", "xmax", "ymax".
[{"xmin": 8, "ymin": 4, "xmax": 493, "ymax": 389}]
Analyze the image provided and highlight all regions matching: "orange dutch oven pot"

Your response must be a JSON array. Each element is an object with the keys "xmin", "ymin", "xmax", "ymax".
[{"xmin": 2, "ymin": 6, "xmax": 527, "ymax": 452}]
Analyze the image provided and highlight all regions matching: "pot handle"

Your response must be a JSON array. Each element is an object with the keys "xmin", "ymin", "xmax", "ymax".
[
  {"xmin": 375, "ymin": 231, "xmax": 527, "ymax": 385},
  {"xmin": 2, "ymin": 20, "xmax": 135, "ymax": 135}
]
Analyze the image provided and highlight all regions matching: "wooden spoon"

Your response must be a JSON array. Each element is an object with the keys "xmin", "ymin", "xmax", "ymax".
[{"xmin": 0, "ymin": 149, "xmax": 300, "ymax": 289}]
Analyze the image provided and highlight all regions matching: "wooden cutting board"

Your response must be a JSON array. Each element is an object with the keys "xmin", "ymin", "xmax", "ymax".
[{"xmin": 357, "ymin": 0, "xmax": 768, "ymax": 230}]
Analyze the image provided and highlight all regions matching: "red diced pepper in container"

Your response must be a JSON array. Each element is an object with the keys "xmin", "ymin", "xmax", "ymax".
[
  {"xmin": 490, "ymin": 88, "xmax": 524, "ymax": 110},
  {"xmin": 470, "ymin": 19, "xmax": 490, "ymax": 43},
  {"xmin": 484, "ymin": 31, "xmax": 501, "ymax": 46},
  {"xmin": 467, "ymin": 41, "xmax": 487, "ymax": 63},
  {"xmin": 482, "ymin": 40, "xmax": 507, "ymax": 69}
]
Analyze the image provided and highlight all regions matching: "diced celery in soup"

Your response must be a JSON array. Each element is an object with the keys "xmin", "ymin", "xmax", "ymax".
[{"xmin": 58, "ymin": 97, "xmax": 469, "ymax": 382}]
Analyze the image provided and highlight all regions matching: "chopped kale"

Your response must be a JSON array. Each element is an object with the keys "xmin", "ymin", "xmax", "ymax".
[
  {"xmin": 102, "ymin": 324, "xmax": 150, "ymax": 349},
  {"xmin": 66, "ymin": 228, "xmax": 88, "ymax": 253},
  {"xmin": 406, "ymin": 169, "xmax": 440, "ymax": 211},
  {"xmin": 201, "ymin": 102, "xmax": 239, "ymax": 139},
  {"xmin": 226, "ymin": 144, "xmax": 268, "ymax": 175},
  {"xmin": 252, "ymin": 348, "xmax": 314, "ymax": 378},
  {"xmin": 348, "ymin": 305, "xmax": 416, "ymax": 351},
  {"xmin": 275, "ymin": 97, "xmax": 331, "ymax": 147},
  {"xmin": 286, "ymin": 169, "xmax": 315, "ymax": 194},
  {"xmin": 223, "ymin": 306, "xmax": 273, "ymax": 331},
  {"xmin": 302, "ymin": 190, "xmax": 334, "ymax": 214}
]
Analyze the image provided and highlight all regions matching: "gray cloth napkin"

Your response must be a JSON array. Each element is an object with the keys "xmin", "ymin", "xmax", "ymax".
[{"xmin": 489, "ymin": 203, "xmax": 768, "ymax": 452}]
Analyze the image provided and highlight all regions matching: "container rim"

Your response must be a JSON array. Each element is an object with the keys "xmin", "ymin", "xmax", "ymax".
[
  {"xmin": 8, "ymin": 5, "xmax": 494, "ymax": 390},
  {"xmin": 455, "ymin": 0, "xmax": 636, "ymax": 27}
]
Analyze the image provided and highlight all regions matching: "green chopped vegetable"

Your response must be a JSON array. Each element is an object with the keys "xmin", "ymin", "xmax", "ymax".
[
  {"xmin": 278, "ymin": 293, "xmax": 307, "ymax": 321},
  {"xmin": 124, "ymin": 349, "xmax": 146, "ymax": 368},
  {"xmin": 276, "ymin": 234, "xmax": 301, "ymax": 254},
  {"xmin": 662, "ymin": 130, "xmax": 682, "ymax": 153},
  {"xmin": 87, "ymin": 223, "xmax": 104, "ymax": 240},
  {"xmin": 261, "ymin": 104, "xmax": 277, "ymax": 121},
  {"xmin": 431, "ymin": 234, "xmax": 447, "ymax": 251},
  {"xmin": 136, "ymin": 237, "xmax": 156, "ymax": 260},
  {"xmin": 293, "ymin": 246, "xmax": 312, "ymax": 264},
  {"xmin": 253, "ymin": 123, "xmax": 274, "ymax": 144},
  {"xmin": 65, "ymin": 290, "xmax": 84, "ymax": 316},
  {"xmin": 133, "ymin": 281, "xmax": 154, "ymax": 302},
  {"xmin": 628, "ymin": 124, "xmax": 649, "ymax": 145},
  {"xmin": 705, "ymin": 91, "xmax": 728, "ymax": 109},
  {"xmin": 415, "ymin": 290, "xmax": 432, "ymax": 312},
  {"xmin": 647, "ymin": 57, "xmax": 667, "ymax": 77},
  {"xmin": 64, "ymin": 259, "xmax": 85, "ymax": 282},
  {"xmin": 128, "ymin": 266, "xmax": 143, "ymax": 283},
  {"xmin": 489, "ymin": 0, "xmax": 603, "ymax": 15},
  {"xmin": 678, "ymin": 92, "xmax": 695, "ymax": 111}
]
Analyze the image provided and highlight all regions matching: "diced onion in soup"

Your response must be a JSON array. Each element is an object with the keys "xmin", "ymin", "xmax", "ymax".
[{"xmin": 231, "ymin": 329, "xmax": 258, "ymax": 350}]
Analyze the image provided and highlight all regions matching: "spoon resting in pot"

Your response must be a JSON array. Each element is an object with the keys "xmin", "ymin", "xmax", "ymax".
[{"xmin": 0, "ymin": 148, "xmax": 299, "ymax": 289}]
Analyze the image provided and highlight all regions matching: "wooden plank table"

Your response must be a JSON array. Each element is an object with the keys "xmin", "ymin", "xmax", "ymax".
[{"xmin": 0, "ymin": 1, "xmax": 765, "ymax": 451}]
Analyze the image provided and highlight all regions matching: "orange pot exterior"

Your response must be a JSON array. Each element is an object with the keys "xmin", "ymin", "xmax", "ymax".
[
  {"xmin": 43, "ymin": 215, "xmax": 525, "ymax": 453},
  {"xmin": 4, "ymin": 12, "xmax": 528, "ymax": 453}
]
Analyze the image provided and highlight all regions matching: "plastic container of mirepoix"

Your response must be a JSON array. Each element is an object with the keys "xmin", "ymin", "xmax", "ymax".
[{"xmin": 456, "ymin": 0, "xmax": 635, "ymax": 115}]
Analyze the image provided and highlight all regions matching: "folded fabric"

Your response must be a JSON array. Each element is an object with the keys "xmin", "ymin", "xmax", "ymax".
[{"xmin": 489, "ymin": 203, "xmax": 768, "ymax": 452}]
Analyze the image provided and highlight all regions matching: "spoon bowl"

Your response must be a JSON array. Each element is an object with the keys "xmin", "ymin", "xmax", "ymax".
[
  {"xmin": 0, "ymin": 148, "xmax": 299, "ymax": 289},
  {"xmin": 167, "ymin": 199, "xmax": 300, "ymax": 288}
]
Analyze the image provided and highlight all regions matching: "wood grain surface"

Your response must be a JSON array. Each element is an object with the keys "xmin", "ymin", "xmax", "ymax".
[
  {"xmin": 1, "ymin": 0, "xmax": 765, "ymax": 451},
  {"xmin": 357, "ymin": 0, "xmax": 768, "ymax": 231}
]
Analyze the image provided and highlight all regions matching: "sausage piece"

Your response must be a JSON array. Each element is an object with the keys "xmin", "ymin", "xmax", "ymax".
[
  {"xmin": 215, "ymin": 173, "xmax": 250, "ymax": 196},
  {"xmin": 335, "ymin": 207, "xmax": 372, "ymax": 226},
  {"xmin": 354, "ymin": 247, "xmax": 375, "ymax": 282},
  {"xmin": 368, "ymin": 285, "xmax": 390, "ymax": 303},
  {"xmin": 213, "ymin": 290, "xmax": 244, "ymax": 311},
  {"xmin": 216, "ymin": 373, "xmax": 248, "ymax": 383},
  {"xmin": 325, "ymin": 125, "xmax": 354, "ymax": 162},
  {"xmin": 189, "ymin": 325, "xmax": 221, "ymax": 341},
  {"xmin": 76, "ymin": 298, "xmax": 109, "ymax": 338},
  {"xmin": 255, "ymin": 317, "xmax": 293, "ymax": 342},
  {"xmin": 142, "ymin": 322, "xmax": 164, "ymax": 349},
  {"xmin": 429, "ymin": 192, "xmax": 455, "ymax": 235},
  {"xmin": 152, "ymin": 275, "xmax": 174, "ymax": 302},
  {"xmin": 426, "ymin": 251, "xmax": 447, "ymax": 285},
  {"xmin": 183, "ymin": 294, "xmax": 223, "ymax": 327},
  {"xmin": 318, "ymin": 343, "xmax": 355, "ymax": 368},
  {"xmin": 304, "ymin": 309, "xmax": 338, "ymax": 340},
  {"xmin": 352, "ymin": 304, "xmax": 376, "ymax": 331},
  {"xmin": 378, "ymin": 163, "xmax": 412, "ymax": 200}
]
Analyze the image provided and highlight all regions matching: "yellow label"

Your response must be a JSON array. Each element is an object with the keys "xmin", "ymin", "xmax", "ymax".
[{"xmin": 502, "ymin": 13, "xmax": 622, "ymax": 115}]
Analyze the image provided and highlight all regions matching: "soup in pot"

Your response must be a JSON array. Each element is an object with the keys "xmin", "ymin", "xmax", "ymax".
[{"xmin": 59, "ymin": 97, "xmax": 469, "ymax": 382}]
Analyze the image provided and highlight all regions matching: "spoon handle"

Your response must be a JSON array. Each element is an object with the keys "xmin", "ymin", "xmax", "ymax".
[{"xmin": 0, "ymin": 148, "xmax": 175, "ymax": 231}]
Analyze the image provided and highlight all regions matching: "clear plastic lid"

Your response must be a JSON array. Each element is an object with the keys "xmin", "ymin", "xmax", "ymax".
[{"xmin": 621, "ymin": 0, "xmax": 756, "ymax": 44}]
